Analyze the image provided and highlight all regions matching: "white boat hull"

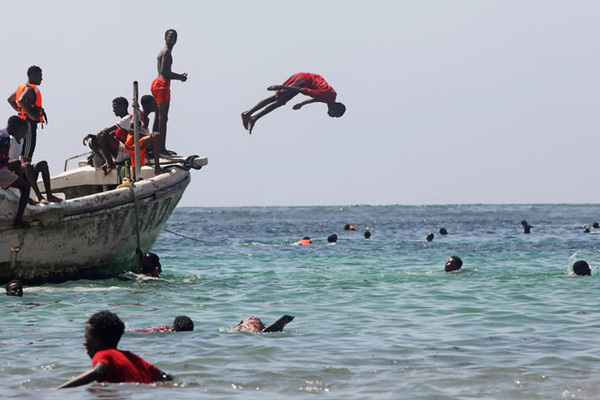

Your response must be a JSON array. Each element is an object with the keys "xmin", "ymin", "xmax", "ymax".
[{"xmin": 0, "ymin": 166, "xmax": 192, "ymax": 284}]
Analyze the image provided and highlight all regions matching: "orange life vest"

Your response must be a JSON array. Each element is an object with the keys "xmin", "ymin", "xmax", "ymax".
[
  {"xmin": 295, "ymin": 238, "xmax": 312, "ymax": 245},
  {"xmin": 16, "ymin": 83, "xmax": 44, "ymax": 122}
]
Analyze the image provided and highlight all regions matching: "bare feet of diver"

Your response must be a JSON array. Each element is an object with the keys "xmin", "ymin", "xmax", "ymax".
[
  {"xmin": 241, "ymin": 111, "xmax": 250, "ymax": 130},
  {"xmin": 47, "ymin": 195, "xmax": 63, "ymax": 203},
  {"xmin": 247, "ymin": 117, "xmax": 256, "ymax": 135}
]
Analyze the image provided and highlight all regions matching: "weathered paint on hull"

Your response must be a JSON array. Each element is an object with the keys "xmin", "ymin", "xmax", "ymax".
[{"xmin": 0, "ymin": 169, "xmax": 190, "ymax": 285}]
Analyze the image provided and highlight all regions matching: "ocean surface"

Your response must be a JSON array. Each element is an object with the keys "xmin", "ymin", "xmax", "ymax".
[{"xmin": 3, "ymin": 204, "xmax": 600, "ymax": 399}]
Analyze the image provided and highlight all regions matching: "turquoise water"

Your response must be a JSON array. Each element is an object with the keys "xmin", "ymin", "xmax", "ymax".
[{"xmin": 3, "ymin": 204, "xmax": 600, "ymax": 399}]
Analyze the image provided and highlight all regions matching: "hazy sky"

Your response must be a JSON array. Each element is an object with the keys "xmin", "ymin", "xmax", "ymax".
[{"xmin": 3, "ymin": 1, "xmax": 600, "ymax": 207}]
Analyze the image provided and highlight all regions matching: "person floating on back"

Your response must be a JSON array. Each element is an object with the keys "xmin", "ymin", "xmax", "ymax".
[
  {"xmin": 241, "ymin": 72, "xmax": 345, "ymax": 135},
  {"xmin": 152, "ymin": 29, "xmax": 187, "ymax": 155},
  {"xmin": 138, "ymin": 316, "xmax": 194, "ymax": 333},
  {"xmin": 521, "ymin": 220, "xmax": 533, "ymax": 234},
  {"xmin": 445, "ymin": 256, "xmax": 463, "ymax": 272},
  {"xmin": 232, "ymin": 315, "xmax": 294, "ymax": 333},
  {"xmin": 5, "ymin": 279, "xmax": 23, "ymax": 297},
  {"xmin": 58, "ymin": 310, "xmax": 172, "ymax": 388},
  {"xmin": 572, "ymin": 260, "xmax": 591, "ymax": 276},
  {"xmin": 7, "ymin": 65, "xmax": 46, "ymax": 163},
  {"xmin": 0, "ymin": 116, "xmax": 32, "ymax": 228}
]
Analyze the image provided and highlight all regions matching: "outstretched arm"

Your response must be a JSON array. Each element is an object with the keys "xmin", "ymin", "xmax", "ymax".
[
  {"xmin": 292, "ymin": 98, "xmax": 319, "ymax": 110},
  {"xmin": 57, "ymin": 362, "xmax": 107, "ymax": 389}
]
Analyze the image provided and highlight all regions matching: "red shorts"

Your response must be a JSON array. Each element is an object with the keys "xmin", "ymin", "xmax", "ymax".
[{"xmin": 151, "ymin": 77, "xmax": 171, "ymax": 104}]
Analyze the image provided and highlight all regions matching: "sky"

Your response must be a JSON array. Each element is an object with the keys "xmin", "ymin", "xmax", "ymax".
[{"xmin": 3, "ymin": 0, "xmax": 600, "ymax": 207}]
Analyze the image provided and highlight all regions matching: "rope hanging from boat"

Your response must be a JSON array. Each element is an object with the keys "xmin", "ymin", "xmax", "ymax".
[
  {"xmin": 162, "ymin": 228, "xmax": 204, "ymax": 243},
  {"xmin": 118, "ymin": 176, "xmax": 143, "ymax": 273}
]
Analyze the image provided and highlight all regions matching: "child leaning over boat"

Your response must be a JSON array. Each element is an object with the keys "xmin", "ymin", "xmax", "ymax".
[
  {"xmin": 58, "ymin": 310, "xmax": 172, "ymax": 388},
  {"xmin": 0, "ymin": 116, "xmax": 32, "ymax": 228}
]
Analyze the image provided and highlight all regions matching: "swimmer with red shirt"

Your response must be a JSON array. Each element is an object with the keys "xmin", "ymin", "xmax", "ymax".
[
  {"xmin": 152, "ymin": 29, "xmax": 187, "ymax": 155},
  {"xmin": 58, "ymin": 310, "xmax": 172, "ymax": 388},
  {"xmin": 137, "ymin": 316, "xmax": 194, "ymax": 333},
  {"xmin": 241, "ymin": 72, "xmax": 346, "ymax": 135}
]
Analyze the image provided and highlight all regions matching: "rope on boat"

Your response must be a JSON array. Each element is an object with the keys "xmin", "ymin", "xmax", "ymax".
[
  {"xmin": 162, "ymin": 228, "xmax": 204, "ymax": 243},
  {"xmin": 118, "ymin": 176, "xmax": 143, "ymax": 273}
]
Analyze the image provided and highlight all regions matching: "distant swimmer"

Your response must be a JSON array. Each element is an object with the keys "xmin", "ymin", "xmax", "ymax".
[
  {"xmin": 344, "ymin": 224, "xmax": 356, "ymax": 231},
  {"xmin": 7, "ymin": 65, "xmax": 46, "ymax": 163},
  {"xmin": 138, "ymin": 316, "xmax": 194, "ymax": 333},
  {"xmin": 593, "ymin": 222, "xmax": 600, "ymax": 229},
  {"xmin": 584, "ymin": 227, "xmax": 591, "ymax": 234},
  {"xmin": 445, "ymin": 256, "xmax": 462, "ymax": 272},
  {"xmin": 295, "ymin": 237, "xmax": 312, "ymax": 245},
  {"xmin": 5, "ymin": 279, "xmax": 23, "ymax": 297},
  {"xmin": 521, "ymin": 220, "xmax": 533, "ymax": 234},
  {"xmin": 152, "ymin": 29, "xmax": 187, "ymax": 155},
  {"xmin": 364, "ymin": 230, "xmax": 371, "ymax": 239},
  {"xmin": 439, "ymin": 227, "xmax": 448, "ymax": 235},
  {"xmin": 241, "ymin": 72, "xmax": 345, "ymax": 135},
  {"xmin": 327, "ymin": 234, "xmax": 338, "ymax": 243},
  {"xmin": 232, "ymin": 315, "xmax": 295, "ymax": 333},
  {"xmin": 573, "ymin": 260, "xmax": 591, "ymax": 276},
  {"xmin": 426, "ymin": 232, "xmax": 434, "ymax": 242},
  {"xmin": 141, "ymin": 252, "xmax": 162, "ymax": 278}
]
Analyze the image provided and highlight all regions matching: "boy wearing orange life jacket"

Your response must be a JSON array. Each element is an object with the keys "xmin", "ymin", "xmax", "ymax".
[{"xmin": 7, "ymin": 66, "xmax": 46, "ymax": 162}]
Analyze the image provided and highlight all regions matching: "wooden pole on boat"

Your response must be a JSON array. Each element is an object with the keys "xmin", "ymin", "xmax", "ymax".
[
  {"xmin": 132, "ymin": 81, "xmax": 143, "ymax": 273},
  {"xmin": 132, "ymin": 81, "xmax": 141, "ymax": 182}
]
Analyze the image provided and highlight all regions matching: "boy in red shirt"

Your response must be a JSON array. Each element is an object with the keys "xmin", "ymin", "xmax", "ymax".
[
  {"xmin": 58, "ymin": 310, "xmax": 172, "ymax": 388},
  {"xmin": 241, "ymin": 72, "xmax": 346, "ymax": 135}
]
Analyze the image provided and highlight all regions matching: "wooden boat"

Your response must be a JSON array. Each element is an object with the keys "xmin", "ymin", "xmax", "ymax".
[{"xmin": 0, "ymin": 155, "xmax": 207, "ymax": 285}]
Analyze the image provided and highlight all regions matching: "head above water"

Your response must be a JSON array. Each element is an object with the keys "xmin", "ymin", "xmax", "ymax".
[
  {"xmin": 141, "ymin": 252, "xmax": 161, "ymax": 277},
  {"xmin": 439, "ymin": 227, "xmax": 448, "ymax": 235},
  {"xmin": 5, "ymin": 280, "xmax": 23, "ymax": 297},
  {"xmin": 172, "ymin": 316, "xmax": 194, "ymax": 332},
  {"xmin": 112, "ymin": 97, "xmax": 129, "ymax": 117},
  {"xmin": 426, "ymin": 233, "xmax": 434, "ymax": 242},
  {"xmin": 364, "ymin": 230, "xmax": 371, "ymax": 239},
  {"xmin": 327, "ymin": 233, "xmax": 338, "ymax": 243},
  {"xmin": 27, "ymin": 65, "xmax": 42, "ymax": 85},
  {"xmin": 573, "ymin": 260, "xmax": 591, "ymax": 276},
  {"xmin": 85, "ymin": 311, "xmax": 125, "ymax": 358},
  {"xmin": 327, "ymin": 102, "xmax": 346, "ymax": 118},
  {"xmin": 445, "ymin": 256, "xmax": 463, "ymax": 272}
]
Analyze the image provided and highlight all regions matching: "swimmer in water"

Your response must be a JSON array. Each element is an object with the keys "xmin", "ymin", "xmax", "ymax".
[
  {"xmin": 445, "ymin": 256, "xmax": 463, "ymax": 272},
  {"xmin": 573, "ymin": 260, "xmax": 591, "ymax": 276},
  {"xmin": 232, "ymin": 315, "xmax": 295, "ymax": 333}
]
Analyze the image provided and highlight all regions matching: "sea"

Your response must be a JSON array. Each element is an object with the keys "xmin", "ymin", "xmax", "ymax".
[{"xmin": 3, "ymin": 204, "xmax": 600, "ymax": 399}]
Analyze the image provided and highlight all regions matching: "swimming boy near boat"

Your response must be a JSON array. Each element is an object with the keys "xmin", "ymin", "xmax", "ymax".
[
  {"xmin": 58, "ymin": 310, "xmax": 172, "ymax": 388},
  {"xmin": 137, "ymin": 316, "xmax": 194, "ymax": 333},
  {"xmin": 7, "ymin": 66, "xmax": 46, "ymax": 162},
  {"xmin": 241, "ymin": 72, "xmax": 346, "ymax": 135},
  {"xmin": 152, "ymin": 29, "xmax": 187, "ymax": 155},
  {"xmin": 0, "ymin": 116, "xmax": 32, "ymax": 228}
]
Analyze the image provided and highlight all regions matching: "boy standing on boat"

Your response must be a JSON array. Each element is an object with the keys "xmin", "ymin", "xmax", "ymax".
[
  {"xmin": 0, "ymin": 116, "xmax": 32, "ymax": 228},
  {"xmin": 152, "ymin": 29, "xmax": 187, "ymax": 155},
  {"xmin": 7, "ymin": 66, "xmax": 46, "ymax": 162},
  {"xmin": 241, "ymin": 72, "xmax": 346, "ymax": 134}
]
